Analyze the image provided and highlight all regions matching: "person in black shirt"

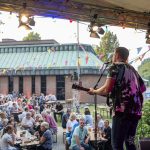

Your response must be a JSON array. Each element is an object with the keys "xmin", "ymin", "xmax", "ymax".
[
  {"xmin": 62, "ymin": 108, "xmax": 71, "ymax": 129},
  {"xmin": 54, "ymin": 102, "xmax": 64, "ymax": 122}
]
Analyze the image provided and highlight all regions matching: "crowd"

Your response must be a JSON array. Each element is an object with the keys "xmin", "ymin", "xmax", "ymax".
[
  {"xmin": 0, "ymin": 92, "xmax": 59, "ymax": 150},
  {"xmin": 63, "ymin": 106, "xmax": 112, "ymax": 150},
  {"xmin": 0, "ymin": 91, "xmax": 112, "ymax": 150}
]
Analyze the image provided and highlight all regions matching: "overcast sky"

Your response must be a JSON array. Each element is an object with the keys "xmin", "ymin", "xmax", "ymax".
[{"xmin": 0, "ymin": 11, "xmax": 149, "ymax": 68}]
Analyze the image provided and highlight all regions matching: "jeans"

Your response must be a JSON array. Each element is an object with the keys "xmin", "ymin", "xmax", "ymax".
[
  {"xmin": 72, "ymin": 142, "xmax": 91, "ymax": 150},
  {"xmin": 111, "ymin": 113, "xmax": 139, "ymax": 150}
]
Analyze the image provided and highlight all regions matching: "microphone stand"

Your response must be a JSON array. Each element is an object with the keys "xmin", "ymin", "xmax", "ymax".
[{"xmin": 93, "ymin": 62, "xmax": 109, "ymax": 150}]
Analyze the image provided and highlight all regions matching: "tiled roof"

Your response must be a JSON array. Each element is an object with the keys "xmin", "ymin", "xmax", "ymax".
[{"xmin": 0, "ymin": 42, "xmax": 103, "ymax": 75}]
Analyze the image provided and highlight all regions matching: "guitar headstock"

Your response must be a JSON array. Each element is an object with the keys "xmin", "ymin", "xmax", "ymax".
[{"xmin": 72, "ymin": 84, "xmax": 81, "ymax": 90}]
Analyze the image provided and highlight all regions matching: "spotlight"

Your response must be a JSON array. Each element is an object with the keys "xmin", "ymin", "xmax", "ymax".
[
  {"xmin": 18, "ymin": 22, "xmax": 32, "ymax": 30},
  {"xmin": 18, "ymin": 13, "xmax": 35, "ymax": 30},
  {"xmin": 90, "ymin": 31, "xmax": 100, "ymax": 38},
  {"xmin": 20, "ymin": 14, "xmax": 29, "ymax": 23},
  {"xmin": 146, "ymin": 29, "xmax": 150, "ymax": 39},
  {"xmin": 89, "ymin": 22, "xmax": 105, "ymax": 38},
  {"xmin": 146, "ymin": 38, "xmax": 150, "ymax": 44},
  {"xmin": 97, "ymin": 27, "xmax": 105, "ymax": 35},
  {"xmin": 28, "ymin": 17, "xmax": 35, "ymax": 26},
  {"xmin": 92, "ymin": 25, "xmax": 99, "ymax": 32}
]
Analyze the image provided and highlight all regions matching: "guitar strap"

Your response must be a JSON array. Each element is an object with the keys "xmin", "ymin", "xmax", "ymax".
[{"xmin": 107, "ymin": 64, "xmax": 125, "ymax": 108}]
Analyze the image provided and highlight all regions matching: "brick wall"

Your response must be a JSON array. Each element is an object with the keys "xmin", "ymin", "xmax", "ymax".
[
  {"xmin": 23, "ymin": 76, "xmax": 32, "ymax": 98},
  {"xmin": 0, "ymin": 76, "xmax": 8, "ymax": 94},
  {"xmin": 35, "ymin": 76, "xmax": 41, "ymax": 96},
  {"xmin": 65, "ymin": 75, "xmax": 106, "ymax": 104},
  {"xmin": 46, "ymin": 76, "xmax": 56, "ymax": 95},
  {"xmin": 13, "ymin": 76, "xmax": 19, "ymax": 93}
]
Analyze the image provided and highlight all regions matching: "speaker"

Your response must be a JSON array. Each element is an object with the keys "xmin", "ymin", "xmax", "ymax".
[{"xmin": 138, "ymin": 138, "xmax": 150, "ymax": 150}]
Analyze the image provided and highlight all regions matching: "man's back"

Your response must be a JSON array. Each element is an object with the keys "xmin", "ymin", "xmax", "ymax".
[{"xmin": 109, "ymin": 63, "xmax": 146, "ymax": 117}]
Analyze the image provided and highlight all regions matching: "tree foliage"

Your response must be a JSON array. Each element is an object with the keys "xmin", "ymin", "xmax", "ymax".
[
  {"xmin": 23, "ymin": 32, "xmax": 41, "ymax": 41},
  {"xmin": 95, "ymin": 31, "xmax": 119, "ymax": 62},
  {"xmin": 137, "ymin": 100, "xmax": 150, "ymax": 138},
  {"xmin": 138, "ymin": 58, "xmax": 150, "ymax": 86}
]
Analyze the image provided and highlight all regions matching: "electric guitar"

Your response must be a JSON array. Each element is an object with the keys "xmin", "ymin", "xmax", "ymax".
[{"xmin": 72, "ymin": 83, "xmax": 112, "ymax": 106}]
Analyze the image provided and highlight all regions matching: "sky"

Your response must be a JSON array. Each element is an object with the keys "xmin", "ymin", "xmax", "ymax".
[{"xmin": 0, "ymin": 11, "xmax": 150, "ymax": 68}]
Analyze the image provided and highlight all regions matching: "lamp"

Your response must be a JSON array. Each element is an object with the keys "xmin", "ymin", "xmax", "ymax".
[
  {"xmin": 89, "ymin": 22, "xmax": 105, "ymax": 38},
  {"xmin": 18, "ymin": 22, "xmax": 32, "ymax": 30},
  {"xmin": 18, "ymin": 14, "xmax": 35, "ymax": 30},
  {"xmin": 20, "ymin": 14, "xmax": 29, "ymax": 23},
  {"xmin": 28, "ymin": 17, "xmax": 35, "ymax": 26},
  {"xmin": 90, "ymin": 31, "xmax": 100, "ymax": 38},
  {"xmin": 97, "ymin": 27, "xmax": 105, "ymax": 35},
  {"xmin": 18, "ymin": 2, "xmax": 35, "ymax": 30}
]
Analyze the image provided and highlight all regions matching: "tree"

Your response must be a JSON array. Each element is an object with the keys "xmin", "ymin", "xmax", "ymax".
[
  {"xmin": 138, "ymin": 58, "xmax": 150, "ymax": 86},
  {"xmin": 96, "ymin": 31, "xmax": 119, "ymax": 62},
  {"xmin": 136, "ymin": 100, "xmax": 150, "ymax": 138},
  {"xmin": 23, "ymin": 32, "xmax": 41, "ymax": 41}
]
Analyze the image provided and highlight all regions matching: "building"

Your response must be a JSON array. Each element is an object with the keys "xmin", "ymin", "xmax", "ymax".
[{"xmin": 0, "ymin": 39, "xmax": 107, "ymax": 103}]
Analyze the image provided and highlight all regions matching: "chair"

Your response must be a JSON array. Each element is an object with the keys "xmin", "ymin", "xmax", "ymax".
[
  {"xmin": 53, "ymin": 132, "xmax": 57, "ymax": 143},
  {"xmin": 63, "ymin": 128, "xmax": 66, "ymax": 144}
]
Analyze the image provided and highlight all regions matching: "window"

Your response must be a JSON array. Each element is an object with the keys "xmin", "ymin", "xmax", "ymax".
[
  {"xmin": 32, "ymin": 76, "xmax": 35, "ymax": 94},
  {"xmin": 8, "ymin": 76, "xmax": 13, "ymax": 93},
  {"xmin": 56, "ymin": 75, "xmax": 65, "ymax": 100},
  {"xmin": 41, "ymin": 75, "xmax": 46, "ymax": 95},
  {"xmin": 19, "ymin": 76, "xmax": 23, "ymax": 94}
]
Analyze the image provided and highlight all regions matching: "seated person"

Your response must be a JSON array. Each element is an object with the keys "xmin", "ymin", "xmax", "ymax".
[
  {"xmin": 21, "ymin": 112, "xmax": 35, "ymax": 134},
  {"xmin": 37, "ymin": 122, "xmax": 53, "ymax": 150},
  {"xmin": 1, "ymin": 125, "xmax": 17, "ymax": 150},
  {"xmin": 53, "ymin": 102, "xmax": 64, "ymax": 122},
  {"xmin": 18, "ymin": 107, "xmax": 29, "ymax": 122},
  {"xmin": 84, "ymin": 107, "xmax": 93, "ymax": 127},
  {"xmin": 99, "ymin": 120, "xmax": 112, "ymax": 150},
  {"xmin": 62, "ymin": 108, "xmax": 71, "ymax": 129},
  {"xmin": 47, "ymin": 94, "xmax": 57, "ymax": 101},
  {"xmin": 41, "ymin": 111, "xmax": 57, "ymax": 134},
  {"xmin": 70, "ymin": 117, "xmax": 91, "ymax": 150},
  {"xmin": 7, "ymin": 116, "xmax": 17, "ymax": 134},
  {"xmin": 66, "ymin": 113, "xmax": 79, "ymax": 147},
  {"xmin": 0, "ymin": 112, "xmax": 8, "ymax": 130},
  {"xmin": 97, "ymin": 114, "xmax": 104, "ymax": 131}
]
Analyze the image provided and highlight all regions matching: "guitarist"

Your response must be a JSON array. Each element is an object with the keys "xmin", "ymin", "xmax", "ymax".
[{"xmin": 88, "ymin": 47, "xmax": 146, "ymax": 150}]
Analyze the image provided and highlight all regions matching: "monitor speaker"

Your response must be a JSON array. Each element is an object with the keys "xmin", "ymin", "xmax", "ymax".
[{"xmin": 138, "ymin": 138, "xmax": 150, "ymax": 150}]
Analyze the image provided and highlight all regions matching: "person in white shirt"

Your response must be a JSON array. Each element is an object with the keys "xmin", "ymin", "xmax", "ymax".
[
  {"xmin": 97, "ymin": 114, "xmax": 104, "ymax": 131},
  {"xmin": 21, "ymin": 112, "xmax": 35, "ymax": 134},
  {"xmin": 66, "ymin": 113, "xmax": 78, "ymax": 134},
  {"xmin": 1, "ymin": 125, "xmax": 17, "ymax": 150}
]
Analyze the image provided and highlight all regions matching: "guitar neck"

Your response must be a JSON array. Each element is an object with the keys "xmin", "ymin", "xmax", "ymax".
[{"xmin": 72, "ymin": 84, "xmax": 89, "ymax": 92}]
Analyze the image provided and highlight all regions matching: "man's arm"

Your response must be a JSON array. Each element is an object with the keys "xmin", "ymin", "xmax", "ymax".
[
  {"xmin": 75, "ymin": 135, "xmax": 81, "ymax": 146},
  {"xmin": 88, "ymin": 78, "xmax": 115, "ymax": 96}
]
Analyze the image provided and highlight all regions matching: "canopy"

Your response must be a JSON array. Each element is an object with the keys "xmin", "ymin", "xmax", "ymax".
[{"xmin": 0, "ymin": 0, "xmax": 150, "ymax": 30}]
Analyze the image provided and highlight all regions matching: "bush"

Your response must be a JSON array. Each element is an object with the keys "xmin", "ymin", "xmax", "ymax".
[{"xmin": 136, "ymin": 100, "xmax": 150, "ymax": 138}]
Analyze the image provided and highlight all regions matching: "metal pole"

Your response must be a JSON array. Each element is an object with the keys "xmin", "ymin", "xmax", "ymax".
[{"xmin": 77, "ymin": 20, "xmax": 80, "ymax": 82}]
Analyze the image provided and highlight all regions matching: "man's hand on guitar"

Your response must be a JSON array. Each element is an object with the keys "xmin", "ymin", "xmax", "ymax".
[{"xmin": 87, "ymin": 88, "xmax": 96, "ymax": 95}]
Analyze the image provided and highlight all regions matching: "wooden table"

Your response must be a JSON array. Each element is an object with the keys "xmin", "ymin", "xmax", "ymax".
[
  {"xmin": 46, "ymin": 100, "xmax": 57, "ymax": 108},
  {"xmin": 97, "ymin": 105, "xmax": 110, "ymax": 118},
  {"xmin": 16, "ymin": 130, "xmax": 39, "ymax": 149},
  {"xmin": 88, "ymin": 130, "xmax": 108, "ymax": 149}
]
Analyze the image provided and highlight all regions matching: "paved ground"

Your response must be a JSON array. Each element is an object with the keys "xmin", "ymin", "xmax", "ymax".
[{"xmin": 53, "ymin": 127, "xmax": 65, "ymax": 150}]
